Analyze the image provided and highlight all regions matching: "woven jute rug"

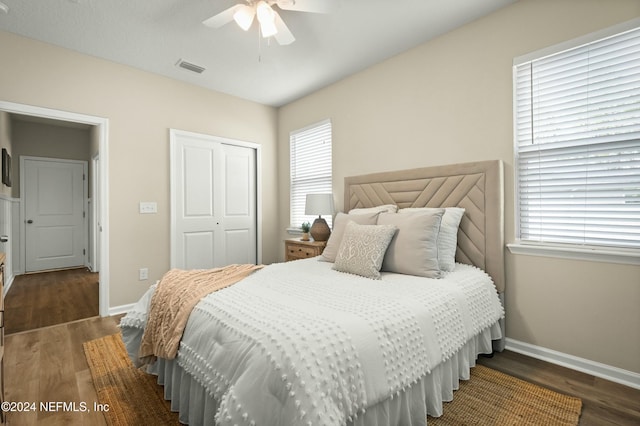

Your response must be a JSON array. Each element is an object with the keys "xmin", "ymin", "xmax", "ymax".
[
  {"xmin": 83, "ymin": 333, "xmax": 180, "ymax": 425},
  {"xmin": 428, "ymin": 364, "xmax": 582, "ymax": 425},
  {"xmin": 85, "ymin": 334, "xmax": 582, "ymax": 426}
]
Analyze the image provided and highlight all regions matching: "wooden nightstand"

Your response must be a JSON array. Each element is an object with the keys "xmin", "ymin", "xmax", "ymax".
[{"xmin": 285, "ymin": 238, "xmax": 327, "ymax": 261}]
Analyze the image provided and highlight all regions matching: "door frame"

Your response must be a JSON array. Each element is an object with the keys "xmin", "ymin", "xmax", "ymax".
[
  {"xmin": 91, "ymin": 153, "xmax": 100, "ymax": 273},
  {"xmin": 169, "ymin": 128, "xmax": 262, "ymax": 267},
  {"xmin": 0, "ymin": 101, "xmax": 110, "ymax": 316},
  {"xmin": 20, "ymin": 156, "xmax": 88, "ymax": 272}
]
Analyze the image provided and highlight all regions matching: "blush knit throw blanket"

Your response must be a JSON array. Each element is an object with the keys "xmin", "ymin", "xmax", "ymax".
[{"xmin": 139, "ymin": 264, "xmax": 264, "ymax": 363}]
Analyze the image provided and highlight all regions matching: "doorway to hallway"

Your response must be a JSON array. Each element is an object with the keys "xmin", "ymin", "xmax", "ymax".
[{"xmin": 0, "ymin": 100, "xmax": 110, "ymax": 316}]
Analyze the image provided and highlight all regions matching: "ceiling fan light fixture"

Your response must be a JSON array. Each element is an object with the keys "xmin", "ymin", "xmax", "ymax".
[
  {"xmin": 259, "ymin": 19, "xmax": 278, "ymax": 38},
  {"xmin": 255, "ymin": 1, "xmax": 273, "ymax": 21},
  {"xmin": 256, "ymin": 1, "xmax": 278, "ymax": 37},
  {"xmin": 233, "ymin": 4, "xmax": 255, "ymax": 31}
]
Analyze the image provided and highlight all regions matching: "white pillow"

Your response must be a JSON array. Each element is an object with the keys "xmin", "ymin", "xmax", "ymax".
[
  {"xmin": 398, "ymin": 207, "xmax": 465, "ymax": 271},
  {"xmin": 320, "ymin": 211, "xmax": 380, "ymax": 262},
  {"xmin": 349, "ymin": 204, "xmax": 398, "ymax": 215},
  {"xmin": 378, "ymin": 210, "xmax": 444, "ymax": 278},
  {"xmin": 332, "ymin": 222, "xmax": 397, "ymax": 280}
]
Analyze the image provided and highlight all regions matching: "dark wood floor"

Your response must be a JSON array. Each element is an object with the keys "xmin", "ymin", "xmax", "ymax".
[
  {"xmin": 478, "ymin": 350, "xmax": 640, "ymax": 425},
  {"xmin": 4, "ymin": 316, "xmax": 120, "ymax": 425},
  {"xmin": 4, "ymin": 268, "xmax": 99, "ymax": 334}
]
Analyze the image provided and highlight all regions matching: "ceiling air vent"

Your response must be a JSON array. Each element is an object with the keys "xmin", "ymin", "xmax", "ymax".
[{"xmin": 176, "ymin": 59, "xmax": 205, "ymax": 74}]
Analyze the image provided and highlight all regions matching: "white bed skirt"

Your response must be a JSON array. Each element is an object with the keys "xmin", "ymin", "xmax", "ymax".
[{"xmin": 126, "ymin": 322, "xmax": 501, "ymax": 426}]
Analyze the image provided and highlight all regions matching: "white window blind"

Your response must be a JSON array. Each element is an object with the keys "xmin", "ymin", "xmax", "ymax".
[
  {"xmin": 514, "ymin": 26, "xmax": 640, "ymax": 250},
  {"xmin": 290, "ymin": 119, "xmax": 332, "ymax": 228}
]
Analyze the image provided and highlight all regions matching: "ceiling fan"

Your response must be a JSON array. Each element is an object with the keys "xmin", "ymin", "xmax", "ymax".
[{"xmin": 203, "ymin": 0, "xmax": 334, "ymax": 45}]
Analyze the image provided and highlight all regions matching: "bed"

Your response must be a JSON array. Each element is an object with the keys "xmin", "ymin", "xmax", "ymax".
[{"xmin": 121, "ymin": 159, "xmax": 505, "ymax": 426}]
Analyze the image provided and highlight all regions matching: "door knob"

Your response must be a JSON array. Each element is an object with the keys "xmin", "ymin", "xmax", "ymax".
[
  {"xmin": 0, "ymin": 235, "xmax": 7, "ymax": 243},
  {"xmin": 27, "ymin": 219, "xmax": 33, "ymax": 224}
]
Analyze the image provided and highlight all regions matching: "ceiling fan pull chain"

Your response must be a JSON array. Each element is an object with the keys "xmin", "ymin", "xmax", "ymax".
[{"xmin": 257, "ymin": 26, "xmax": 262, "ymax": 63}]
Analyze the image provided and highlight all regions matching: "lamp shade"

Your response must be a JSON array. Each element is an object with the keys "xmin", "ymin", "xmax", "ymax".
[
  {"xmin": 259, "ymin": 19, "xmax": 278, "ymax": 38},
  {"xmin": 256, "ymin": 1, "xmax": 278, "ymax": 38},
  {"xmin": 305, "ymin": 193, "xmax": 334, "ymax": 216},
  {"xmin": 233, "ymin": 5, "xmax": 255, "ymax": 31},
  {"xmin": 305, "ymin": 193, "xmax": 334, "ymax": 242}
]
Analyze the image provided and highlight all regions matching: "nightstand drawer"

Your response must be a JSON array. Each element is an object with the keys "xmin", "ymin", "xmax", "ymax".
[
  {"xmin": 287, "ymin": 245, "xmax": 318, "ymax": 259},
  {"xmin": 284, "ymin": 239, "xmax": 327, "ymax": 261}
]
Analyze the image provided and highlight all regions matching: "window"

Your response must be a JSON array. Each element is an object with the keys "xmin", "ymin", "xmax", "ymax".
[
  {"xmin": 513, "ymin": 24, "xmax": 640, "ymax": 255},
  {"xmin": 290, "ymin": 119, "xmax": 332, "ymax": 229}
]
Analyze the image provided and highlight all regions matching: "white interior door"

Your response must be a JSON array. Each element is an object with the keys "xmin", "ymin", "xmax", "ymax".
[
  {"xmin": 171, "ymin": 130, "xmax": 257, "ymax": 269},
  {"xmin": 220, "ymin": 143, "xmax": 257, "ymax": 265},
  {"xmin": 23, "ymin": 157, "xmax": 87, "ymax": 272}
]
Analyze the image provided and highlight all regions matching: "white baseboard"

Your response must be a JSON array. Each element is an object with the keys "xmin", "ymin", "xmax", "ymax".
[
  {"xmin": 505, "ymin": 338, "xmax": 640, "ymax": 390},
  {"xmin": 108, "ymin": 303, "xmax": 135, "ymax": 317}
]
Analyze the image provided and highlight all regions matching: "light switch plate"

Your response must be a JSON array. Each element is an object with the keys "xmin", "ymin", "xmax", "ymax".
[
  {"xmin": 139, "ymin": 268, "xmax": 148, "ymax": 280},
  {"xmin": 139, "ymin": 201, "xmax": 157, "ymax": 214}
]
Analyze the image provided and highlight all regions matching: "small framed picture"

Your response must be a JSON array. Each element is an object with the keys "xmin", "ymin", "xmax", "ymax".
[{"xmin": 2, "ymin": 148, "xmax": 11, "ymax": 187}]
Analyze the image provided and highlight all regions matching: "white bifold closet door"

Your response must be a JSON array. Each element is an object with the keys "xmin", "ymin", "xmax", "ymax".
[{"xmin": 170, "ymin": 130, "xmax": 257, "ymax": 269}]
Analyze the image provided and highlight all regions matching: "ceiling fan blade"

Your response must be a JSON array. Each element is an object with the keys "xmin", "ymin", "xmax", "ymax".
[
  {"xmin": 273, "ymin": 10, "xmax": 295, "ymax": 45},
  {"xmin": 275, "ymin": 0, "xmax": 336, "ymax": 14},
  {"xmin": 202, "ymin": 4, "xmax": 244, "ymax": 29}
]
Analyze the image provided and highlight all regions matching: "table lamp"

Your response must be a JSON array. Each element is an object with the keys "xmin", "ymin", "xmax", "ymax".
[{"xmin": 305, "ymin": 193, "xmax": 334, "ymax": 241}]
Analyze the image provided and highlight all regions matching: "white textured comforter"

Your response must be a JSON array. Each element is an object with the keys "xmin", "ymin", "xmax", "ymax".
[{"xmin": 122, "ymin": 258, "xmax": 504, "ymax": 426}]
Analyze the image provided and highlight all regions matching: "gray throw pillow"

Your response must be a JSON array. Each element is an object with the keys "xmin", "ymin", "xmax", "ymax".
[
  {"xmin": 378, "ymin": 210, "xmax": 444, "ymax": 278},
  {"xmin": 398, "ymin": 207, "xmax": 465, "ymax": 271}
]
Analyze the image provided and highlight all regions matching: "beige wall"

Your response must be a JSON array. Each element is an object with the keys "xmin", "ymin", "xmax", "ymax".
[
  {"xmin": 278, "ymin": 0, "xmax": 640, "ymax": 373},
  {"xmin": 0, "ymin": 30, "xmax": 279, "ymax": 307},
  {"xmin": 11, "ymin": 120, "xmax": 91, "ymax": 197}
]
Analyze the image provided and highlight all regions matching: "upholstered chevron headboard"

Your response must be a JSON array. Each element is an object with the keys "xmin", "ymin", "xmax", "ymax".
[{"xmin": 344, "ymin": 160, "xmax": 505, "ymax": 293}]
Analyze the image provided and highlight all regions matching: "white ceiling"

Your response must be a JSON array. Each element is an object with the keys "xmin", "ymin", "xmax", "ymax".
[{"xmin": 0, "ymin": 0, "xmax": 517, "ymax": 107}]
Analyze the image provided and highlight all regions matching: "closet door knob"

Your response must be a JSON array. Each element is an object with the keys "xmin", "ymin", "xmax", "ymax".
[{"xmin": 27, "ymin": 219, "xmax": 33, "ymax": 224}]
